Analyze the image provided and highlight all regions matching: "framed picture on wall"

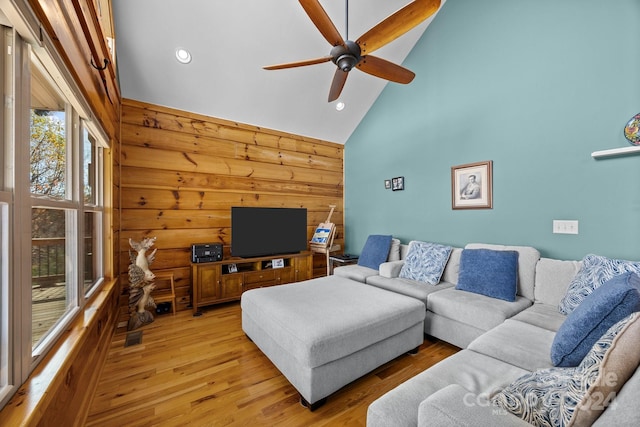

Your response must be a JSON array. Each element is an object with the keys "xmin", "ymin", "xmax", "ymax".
[
  {"xmin": 392, "ymin": 176, "xmax": 404, "ymax": 191},
  {"xmin": 451, "ymin": 161, "xmax": 493, "ymax": 209}
]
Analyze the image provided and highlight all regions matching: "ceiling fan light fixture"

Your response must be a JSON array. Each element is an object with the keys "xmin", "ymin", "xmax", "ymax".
[
  {"xmin": 175, "ymin": 48, "xmax": 192, "ymax": 64},
  {"xmin": 335, "ymin": 101, "xmax": 345, "ymax": 111}
]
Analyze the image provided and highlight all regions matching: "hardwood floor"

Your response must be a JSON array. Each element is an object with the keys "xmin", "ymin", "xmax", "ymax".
[{"xmin": 86, "ymin": 302, "xmax": 459, "ymax": 427}]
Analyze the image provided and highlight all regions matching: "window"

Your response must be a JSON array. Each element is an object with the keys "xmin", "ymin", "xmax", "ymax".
[
  {"xmin": 29, "ymin": 56, "xmax": 77, "ymax": 351},
  {"xmin": 0, "ymin": 23, "xmax": 12, "ymax": 406},
  {"xmin": 0, "ymin": 203, "xmax": 8, "ymax": 403},
  {"xmin": 0, "ymin": 7, "xmax": 108, "ymax": 408},
  {"xmin": 82, "ymin": 127, "xmax": 103, "ymax": 296},
  {"xmin": 31, "ymin": 207, "xmax": 75, "ymax": 347}
]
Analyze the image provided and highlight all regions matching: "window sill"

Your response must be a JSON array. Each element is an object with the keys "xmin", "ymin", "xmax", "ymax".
[{"xmin": 0, "ymin": 278, "xmax": 119, "ymax": 425}]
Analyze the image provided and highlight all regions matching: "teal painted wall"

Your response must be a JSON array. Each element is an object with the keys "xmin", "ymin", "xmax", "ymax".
[{"xmin": 344, "ymin": 0, "xmax": 640, "ymax": 261}]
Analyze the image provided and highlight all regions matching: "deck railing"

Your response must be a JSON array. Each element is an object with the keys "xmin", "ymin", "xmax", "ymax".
[
  {"xmin": 31, "ymin": 237, "xmax": 94, "ymax": 290},
  {"xmin": 32, "ymin": 237, "xmax": 66, "ymax": 288}
]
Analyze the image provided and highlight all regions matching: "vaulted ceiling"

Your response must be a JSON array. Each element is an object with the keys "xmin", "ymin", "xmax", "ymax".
[{"xmin": 112, "ymin": 0, "xmax": 444, "ymax": 144}]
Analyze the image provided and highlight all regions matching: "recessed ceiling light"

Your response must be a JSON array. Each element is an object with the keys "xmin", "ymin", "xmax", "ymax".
[
  {"xmin": 335, "ymin": 101, "xmax": 345, "ymax": 111},
  {"xmin": 175, "ymin": 48, "xmax": 192, "ymax": 64}
]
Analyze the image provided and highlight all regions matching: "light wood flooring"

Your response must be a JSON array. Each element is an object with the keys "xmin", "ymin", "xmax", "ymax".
[{"xmin": 86, "ymin": 302, "xmax": 459, "ymax": 427}]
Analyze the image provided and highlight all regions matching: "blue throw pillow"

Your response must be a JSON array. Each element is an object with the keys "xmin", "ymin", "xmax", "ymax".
[
  {"xmin": 455, "ymin": 249, "xmax": 519, "ymax": 302},
  {"xmin": 399, "ymin": 241, "xmax": 452, "ymax": 285},
  {"xmin": 357, "ymin": 235, "xmax": 393, "ymax": 270},
  {"xmin": 551, "ymin": 272, "xmax": 640, "ymax": 367}
]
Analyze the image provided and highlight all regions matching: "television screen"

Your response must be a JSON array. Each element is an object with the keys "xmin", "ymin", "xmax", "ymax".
[{"xmin": 231, "ymin": 207, "xmax": 308, "ymax": 258}]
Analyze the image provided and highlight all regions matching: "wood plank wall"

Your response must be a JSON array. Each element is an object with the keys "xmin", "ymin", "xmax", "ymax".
[{"xmin": 119, "ymin": 99, "xmax": 344, "ymax": 319}]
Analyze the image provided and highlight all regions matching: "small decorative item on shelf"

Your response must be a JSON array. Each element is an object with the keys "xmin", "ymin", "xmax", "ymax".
[{"xmin": 623, "ymin": 113, "xmax": 640, "ymax": 146}]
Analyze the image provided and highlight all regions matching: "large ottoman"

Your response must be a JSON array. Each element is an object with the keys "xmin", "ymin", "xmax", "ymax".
[{"xmin": 241, "ymin": 275, "xmax": 426, "ymax": 409}]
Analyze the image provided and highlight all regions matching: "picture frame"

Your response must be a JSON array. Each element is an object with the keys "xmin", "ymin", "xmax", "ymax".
[
  {"xmin": 272, "ymin": 258, "xmax": 284, "ymax": 269},
  {"xmin": 384, "ymin": 179, "xmax": 391, "ymax": 190},
  {"xmin": 451, "ymin": 161, "xmax": 493, "ymax": 210},
  {"xmin": 392, "ymin": 176, "xmax": 404, "ymax": 191}
]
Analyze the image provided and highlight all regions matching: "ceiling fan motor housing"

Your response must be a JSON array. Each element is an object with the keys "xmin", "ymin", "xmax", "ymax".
[{"xmin": 331, "ymin": 40, "xmax": 361, "ymax": 71}]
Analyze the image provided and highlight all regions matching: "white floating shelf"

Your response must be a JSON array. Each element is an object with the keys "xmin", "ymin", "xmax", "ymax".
[{"xmin": 591, "ymin": 145, "xmax": 640, "ymax": 159}]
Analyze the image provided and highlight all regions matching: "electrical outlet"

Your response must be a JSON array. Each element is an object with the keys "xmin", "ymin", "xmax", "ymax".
[{"xmin": 553, "ymin": 220, "xmax": 579, "ymax": 234}]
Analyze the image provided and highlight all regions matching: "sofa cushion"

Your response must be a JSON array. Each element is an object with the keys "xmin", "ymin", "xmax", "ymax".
[
  {"xmin": 559, "ymin": 254, "xmax": 640, "ymax": 315},
  {"xmin": 357, "ymin": 234, "xmax": 393, "ymax": 270},
  {"xmin": 366, "ymin": 275, "xmax": 455, "ymax": 304},
  {"xmin": 510, "ymin": 303, "xmax": 567, "ymax": 332},
  {"xmin": 399, "ymin": 241, "xmax": 452, "ymax": 285},
  {"xmin": 418, "ymin": 385, "xmax": 532, "ymax": 427},
  {"xmin": 455, "ymin": 249, "xmax": 519, "ymax": 301},
  {"xmin": 441, "ymin": 247, "xmax": 463, "ymax": 285},
  {"xmin": 468, "ymin": 319, "xmax": 556, "ymax": 372},
  {"xmin": 367, "ymin": 349, "xmax": 529, "ymax": 427},
  {"xmin": 465, "ymin": 243, "xmax": 540, "ymax": 301},
  {"xmin": 534, "ymin": 258, "xmax": 582, "ymax": 306},
  {"xmin": 427, "ymin": 288, "xmax": 532, "ymax": 332},
  {"xmin": 333, "ymin": 264, "xmax": 379, "ymax": 282},
  {"xmin": 492, "ymin": 313, "xmax": 640, "ymax": 427},
  {"xmin": 551, "ymin": 272, "xmax": 640, "ymax": 367},
  {"xmin": 378, "ymin": 260, "xmax": 404, "ymax": 278},
  {"xmin": 388, "ymin": 238, "xmax": 401, "ymax": 261}
]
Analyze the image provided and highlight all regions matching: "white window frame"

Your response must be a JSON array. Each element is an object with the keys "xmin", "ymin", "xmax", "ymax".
[{"xmin": 0, "ymin": 0, "xmax": 109, "ymax": 409}]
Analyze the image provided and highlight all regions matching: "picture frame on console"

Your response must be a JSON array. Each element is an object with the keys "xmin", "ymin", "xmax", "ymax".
[{"xmin": 451, "ymin": 160, "xmax": 493, "ymax": 210}]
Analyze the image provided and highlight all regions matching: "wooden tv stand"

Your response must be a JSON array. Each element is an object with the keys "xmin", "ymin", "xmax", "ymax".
[{"xmin": 191, "ymin": 251, "xmax": 312, "ymax": 315}]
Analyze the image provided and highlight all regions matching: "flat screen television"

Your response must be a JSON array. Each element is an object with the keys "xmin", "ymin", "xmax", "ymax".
[{"xmin": 231, "ymin": 207, "xmax": 308, "ymax": 258}]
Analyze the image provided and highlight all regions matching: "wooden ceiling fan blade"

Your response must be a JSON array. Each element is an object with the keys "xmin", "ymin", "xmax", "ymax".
[
  {"xmin": 299, "ymin": 0, "xmax": 345, "ymax": 47},
  {"xmin": 263, "ymin": 55, "xmax": 333, "ymax": 70},
  {"xmin": 356, "ymin": 55, "xmax": 415, "ymax": 84},
  {"xmin": 328, "ymin": 69, "xmax": 349, "ymax": 102},
  {"xmin": 356, "ymin": 0, "xmax": 441, "ymax": 55}
]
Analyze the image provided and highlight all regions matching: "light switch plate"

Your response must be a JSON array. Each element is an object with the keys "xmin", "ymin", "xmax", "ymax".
[{"xmin": 553, "ymin": 220, "xmax": 579, "ymax": 234}]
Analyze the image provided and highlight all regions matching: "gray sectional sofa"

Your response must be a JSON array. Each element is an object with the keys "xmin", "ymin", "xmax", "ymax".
[{"xmin": 334, "ymin": 242, "xmax": 640, "ymax": 427}]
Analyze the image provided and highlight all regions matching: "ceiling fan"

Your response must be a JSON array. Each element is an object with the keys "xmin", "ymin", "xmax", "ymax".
[{"xmin": 264, "ymin": 0, "xmax": 441, "ymax": 102}]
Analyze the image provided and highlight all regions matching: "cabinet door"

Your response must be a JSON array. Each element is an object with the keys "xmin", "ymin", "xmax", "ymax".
[
  {"xmin": 276, "ymin": 267, "xmax": 293, "ymax": 285},
  {"xmin": 293, "ymin": 254, "xmax": 312, "ymax": 282},
  {"xmin": 221, "ymin": 274, "xmax": 243, "ymax": 299},
  {"xmin": 197, "ymin": 264, "xmax": 220, "ymax": 303}
]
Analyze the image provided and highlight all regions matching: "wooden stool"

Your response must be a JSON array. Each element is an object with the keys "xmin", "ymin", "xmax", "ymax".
[{"xmin": 153, "ymin": 272, "xmax": 177, "ymax": 315}]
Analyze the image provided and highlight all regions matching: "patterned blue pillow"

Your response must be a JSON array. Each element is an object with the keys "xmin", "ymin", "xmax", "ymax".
[
  {"xmin": 559, "ymin": 254, "xmax": 640, "ymax": 315},
  {"xmin": 493, "ymin": 313, "xmax": 639, "ymax": 427},
  {"xmin": 551, "ymin": 272, "xmax": 640, "ymax": 367},
  {"xmin": 455, "ymin": 249, "xmax": 519, "ymax": 301},
  {"xmin": 399, "ymin": 241, "xmax": 452, "ymax": 285}
]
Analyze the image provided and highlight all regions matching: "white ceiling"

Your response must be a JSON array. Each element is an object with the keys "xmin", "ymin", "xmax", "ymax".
[{"xmin": 112, "ymin": 0, "xmax": 444, "ymax": 144}]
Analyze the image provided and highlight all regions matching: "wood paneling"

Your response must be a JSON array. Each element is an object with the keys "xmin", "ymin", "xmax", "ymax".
[
  {"xmin": 28, "ymin": 0, "xmax": 120, "ymax": 138},
  {"xmin": 87, "ymin": 303, "xmax": 460, "ymax": 426},
  {"xmin": 119, "ymin": 99, "xmax": 344, "ymax": 318}
]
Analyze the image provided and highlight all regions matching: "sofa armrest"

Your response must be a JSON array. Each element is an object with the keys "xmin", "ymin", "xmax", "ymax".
[
  {"xmin": 418, "ymin": 385, "xmax": 530, "ymax": 427},
  {"xmin": 379, "ymin": 260, "xmax": 404, "ymax": 278}
]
